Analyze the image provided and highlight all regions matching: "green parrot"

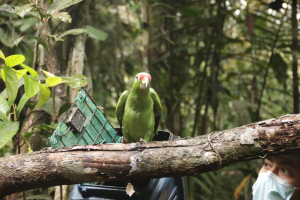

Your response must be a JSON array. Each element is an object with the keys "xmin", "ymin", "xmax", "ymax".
[{"xmin": 116, "ymin": 72, "xmax": 162, "ymax": 143}]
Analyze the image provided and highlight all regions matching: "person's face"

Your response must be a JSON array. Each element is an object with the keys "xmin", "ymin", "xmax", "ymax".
[{"xmin": 260, "ymin": 155, "xmax": 300, "ymax": 187}]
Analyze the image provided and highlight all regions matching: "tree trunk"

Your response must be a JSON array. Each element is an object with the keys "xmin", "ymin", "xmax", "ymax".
[
  {"xmin": 1, "ymin": 113, "xmax": 300, "ymax": 197},
  {"xmin": 292, "ymin": 0, "xmax": 299, "ymax": 113}
]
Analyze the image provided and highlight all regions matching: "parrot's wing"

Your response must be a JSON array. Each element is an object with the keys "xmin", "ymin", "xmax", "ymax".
[
  {"xmin": 150, "ymin": 88, "xmax": 162, "ymax": 133},
  {"xmin": 116, "ymin": 90, "xmax": 129, "ymax": 127}
]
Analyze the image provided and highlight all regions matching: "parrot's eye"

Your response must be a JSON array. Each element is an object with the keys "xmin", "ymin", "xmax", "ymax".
[{"xmin": 136, "ymin": 76, "xmax": 139, "ymax": 80}]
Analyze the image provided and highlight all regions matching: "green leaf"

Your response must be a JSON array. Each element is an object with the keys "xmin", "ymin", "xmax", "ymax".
[
  {"xmin": 1, "ymin": 68, "xmax": 27, "ymax": 81},
  {"xmin": 22, "ymin": 132, "xmax": 34, "ymax": 141},
  {"xmin": 1, "ymin": 78, "xmax": 24, "ymax": 98},
  {"xmin": 28, "ymin": 10, "xmax": 41, "ymax": 20},
  {"xmin": 40, "ymin": 97, "xmax": 60, "ymax": 116},
  {"xmin": 270, "ymin": 53, "xmax": 288, "ymax": 88},
  {"xmin": 20, "ymin": 17, "xmax": 38, "ymax": 32},
  {"xmin": 0, "ymin": 4, "xmax": 15, "ymax": 14},
  {"xmin": 24, "ymin": 74, "xmax": 40, "ymax": 98},
  {"xmin": 0, "ymin": 94, "xmax": 10, "ymax": 115},
  {"xmin": 42, "ymin": 70, "xmax": 56, "ymax": 77},
  {"xmin": 15, "ymin": 4, "xmax": 34, "ymax": 18},
  {"xmin": 15, "ymin": 69, "xmax": 27, "ymax": 80},
  {"xmin": 52, "ymin": 12, "xmax": 72, "ymax": 23},
  {"xmin": 59, "ymin": 28, "xmax": 86, "ymax": 38},
  {"xmin": 27, "ymin": 36, "xmax": 48, "ymax": 50},
  {"xmin": 5, "ymin": 55, "xmax": 25, "ymax": 67},
  {"xmin": 0, "ymin": 95, "xmax": 10, "ymax": 122},
  {"xmin": 16, "ymin": 93, "xmax": 30, "ymax": 117},
  {"xmin": 36, "ymin": 84, "xmax": 50, "ymax": 107},
  {"xmin": 46, "ymin": 77, "xmax": 63, "ymax": 87},
  {"xmin": 86, "ymin": 25, "xmax": 108, "ymax": 41},
  {"xmin": 0, "ymin": 50, "xmax": 5, "ymax": 60},
  {"xmin": 0, "ymin": 110, "xmax": 9, "ymax": 122},
  {"xmin": 130, "ymin": 3, "xmax": 142, "ymax": 11},
  {"xmin": 153, "ymin": 2, "xmax": 173, "ymax": 9},
  {"xmin": 192, "ymin": 177, "xmax": 212, "ymax": 195},
  {"xmin": 47, "ymin": 0, "xmax": 83, "ymax": 14},
  {"xmin": 58, "ymin": 103, "xmax": 71, "ymax": 117},
  {"xmin": 61, "ymin": 74, "xmax": 87, "ymax": 88},
  {"xmin": 3, "ymin": 66, "xmax": 18, "ymax": 106},
  {"xmin": 0, "ymin": 28, "xmax": 14, "ymax": 48},
  {"xmin": 13, "ymin": 36, "xmax": 24, "ymax": 46},
  {"xmin": 21, "ymin": 64, "xmax": 38, "ymax": 79},
  {"xmin": 0, "ymin": 122, "xmax": 19, "ymax": 149},
  {"xmin": 32, "ymin": 124, "xmax": 55, "ymax": 132},
  {"xmin": 21, "ymin": 132, "xmax": 33, "ymax": 153}
]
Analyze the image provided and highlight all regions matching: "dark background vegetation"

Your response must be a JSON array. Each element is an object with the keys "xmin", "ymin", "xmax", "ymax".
[{"xmin": 0, "ymin": 0, "xmax": 299, "ymax": 199}]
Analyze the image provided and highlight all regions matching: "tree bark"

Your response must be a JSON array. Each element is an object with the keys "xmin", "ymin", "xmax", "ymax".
[
  {"xmin": 292, "ymin": 0, "xmax": 299, "ymax": 113},
  {"xmin": 1, "ymin": 114, "xmax": 300, "ymax": 197}
]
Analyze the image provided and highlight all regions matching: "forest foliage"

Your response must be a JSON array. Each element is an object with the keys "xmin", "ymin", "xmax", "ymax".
[{"xmin": 0, "ymin": 0, "xmax": 298, "ymax": 199}]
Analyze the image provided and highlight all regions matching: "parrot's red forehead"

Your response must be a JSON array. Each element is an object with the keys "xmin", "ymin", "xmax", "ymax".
[{"xmin": 137, "ymin": 72, "xmax": 151, "ymax": 81}]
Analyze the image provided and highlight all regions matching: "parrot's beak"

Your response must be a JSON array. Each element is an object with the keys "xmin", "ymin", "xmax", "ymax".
[{"xmin": 140, "ymin": 77, "xmax": 149, "ymax": 90}]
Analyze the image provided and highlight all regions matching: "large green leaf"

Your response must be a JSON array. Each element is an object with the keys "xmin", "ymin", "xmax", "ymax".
[
  {"xmin": 86, "ymin": 25, "xmax": 108, "ymax": 41},
  {"xmin": 20, "ymin": 17, "xmax": 37, "ymax": 32},
  {"xmin": 40, "ymin": 97, "xmax": 60, "ymax": 116},
  {"xmin": 46, "ymin": 77, "xmax": 63, "ymax": 87},
  {"xmin": 1, "ymin": 78, "xmax": 24, "ymax": 98},
  {"xmin": 0, "ymin": 28, "xmax": 14, "ymax": 48},
  {"xmin": 52, "ymin": 12, "xmax": 72, "ymax": 23},
  {"xmin": 16, "ymin": 93, "xmax": 30, "ymax": 117},
  {"xmin": 15, "ymin": 3, "xmax": 34, "ymax": 18},
  {"xmin": 15, "ymin": 69, "xmax": 27, "ymax": 80},
  {"xmin": 36, "ymin": 84, "xmax": 50, "ymax": 107},
  {"xmin": 21, "ymin": 64, "xmax": 38, "ymax": 79},
  {"xmin": 1, "ymin": 68, "xmax": 27, "ymax": 81},
  {"xmin": 5, "ymin": 55, "xmax": 25, "ymax": 67},
  {"xmin": 0, "ymin": 121, "xmax": 19, "ymax": 149},
  {"xmin": 0, "ymin": 4, "xmax": 15, "ymax": 14},
  {"xmin": 59, "ymin": 28, "xmax": 87, "ymax": 38},
  {"xmin": 0, "ymin": 94, "xmax": 10, "ymax": 115},
  {"xmin": 3, "ymin": 66, "xmax": 18, "ymax": 106},
  {"xmin": 24, "ymin": 74, "xmax": 40, "ymax": 98},
  {"xmin": 47, "ymin": 0, "xmax": 83, "ymax": 14},
  {"xmin": 0, "ymin": 110, "xmax": 9, "ymax": 122},
  {"xmin": 0, "ymin": 95, "xmax": 9, "ymax": 122},
  {"xmin": 61, "ymin": 74, "xmax": 87, "ymax": 89}
]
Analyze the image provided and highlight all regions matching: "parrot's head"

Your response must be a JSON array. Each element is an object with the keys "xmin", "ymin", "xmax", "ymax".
[{"xmin": 133, "ymin": 72, "xmax": 152, "ymax": 91}]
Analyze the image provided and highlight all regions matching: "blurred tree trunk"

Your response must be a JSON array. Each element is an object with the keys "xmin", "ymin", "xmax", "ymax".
[{"xmin": 292, "ymin": 0, "xmax": 299, "ymax": 114}]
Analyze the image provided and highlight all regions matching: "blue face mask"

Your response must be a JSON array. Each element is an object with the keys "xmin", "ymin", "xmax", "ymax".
[{"xmin": 252, "ymin": 171, "xmax": 299, "ymax": 200}]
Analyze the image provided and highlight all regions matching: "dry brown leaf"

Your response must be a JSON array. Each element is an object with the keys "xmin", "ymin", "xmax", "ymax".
[
  {"xmin": 126, "ymin": 182, "xmax": 135, "ymax": 197},
  {"xmin": 234, "ymin": 174, "xmax": 252, "ymax": 200}
]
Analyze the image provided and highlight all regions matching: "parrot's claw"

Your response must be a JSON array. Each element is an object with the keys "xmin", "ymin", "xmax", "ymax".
[
  {"xmin": 122, "ymin": 137, "xmax": 129, "ymax": 144},
  {"xmin": 139, "ymin": 138, "xmax": 147, "ymax": 143}
]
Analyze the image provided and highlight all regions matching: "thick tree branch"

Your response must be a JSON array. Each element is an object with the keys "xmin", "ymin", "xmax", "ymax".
[{"xmin": 1, "ymin": 114, "xmax": 300, "ymax": 197}]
